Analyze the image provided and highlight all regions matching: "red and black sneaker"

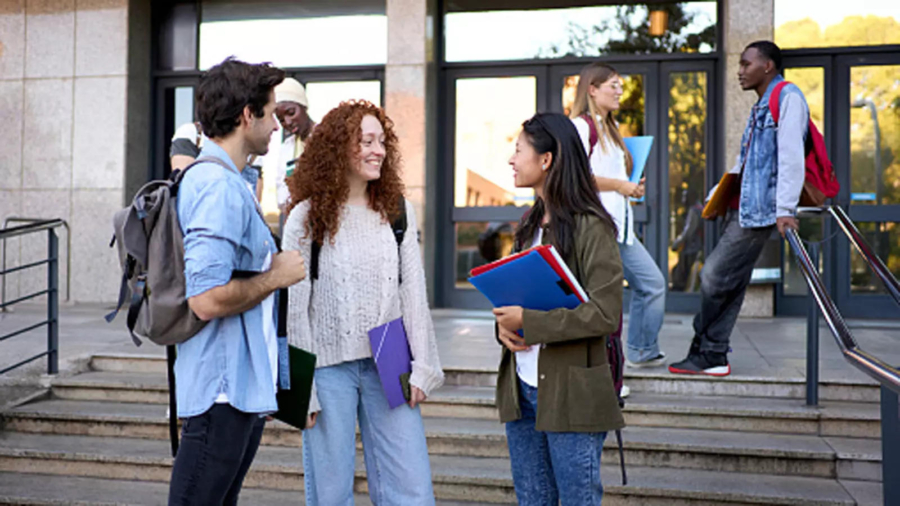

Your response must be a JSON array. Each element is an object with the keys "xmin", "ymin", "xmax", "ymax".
[{"xmin": 668, "ymin": 352, "xmax": 730, "ymax": 377}]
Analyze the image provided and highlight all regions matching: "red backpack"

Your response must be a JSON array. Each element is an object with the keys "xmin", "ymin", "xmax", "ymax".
[{"xmin": 769, "ymin": 82, "xmax": 840, "ymax": 206}]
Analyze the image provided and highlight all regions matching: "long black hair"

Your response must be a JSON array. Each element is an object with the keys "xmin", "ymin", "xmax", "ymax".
[{"xmin": 514, "ymin": 113, "xmax": 617, "ymax": 258}]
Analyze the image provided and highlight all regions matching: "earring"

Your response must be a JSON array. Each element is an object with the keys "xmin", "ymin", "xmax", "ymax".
[{"xmin": 542, "ymin": 164, "xmax": 548, "ymax": 171}]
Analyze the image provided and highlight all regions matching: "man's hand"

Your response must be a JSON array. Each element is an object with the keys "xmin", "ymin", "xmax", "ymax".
[
  {"xmin": 776, "ymin": 216, "xmax": 799, "ymax": 237},
  {"xmin": 305, "ymin": 412, "xmax": 317, "ymax": 430},
  {"xmin": 269, "ymin": 251, "xmax": 306, "ymax": 288},
  {"xmin": 408, "ymin": 386, "xmax": 427, "ymax": 409},
  {"xmin": 494, "ymin": 306, "xmax": 524, "ymax": 331},
  {"xmin": 497, "ymin": 325, "xmax": 529, "ymax": 353}
]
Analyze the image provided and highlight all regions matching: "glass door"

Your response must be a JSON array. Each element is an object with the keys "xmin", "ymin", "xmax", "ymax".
[
  {"xmin": 153, "ymin": 77, "xmax": 201, "ymax": 182},
  {"xmin": 440, "ymin": 66, "xmax": 546, "ymax": 308},
  {"xmin": 834, "ymin": 53, "xmax": 900, "ymax": 317},
  {"xmin": 659, "ymin": 61, "xmax": 716, "ymax": 313},
  {"xmin": 778, "ymin": 56, "xmax": 832, "ymax": 315}
]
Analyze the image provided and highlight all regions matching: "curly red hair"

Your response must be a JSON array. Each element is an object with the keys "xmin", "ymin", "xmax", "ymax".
[{"xmin": 286, "ymin": 100, "xmax": 404, "ymax": 244}]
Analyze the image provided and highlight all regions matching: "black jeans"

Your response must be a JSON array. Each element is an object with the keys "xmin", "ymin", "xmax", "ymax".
[
  {"xmin": 168, "ymin": 403, "xmax": 266, "ymax": 506},
  {"xmin": 692, "ymin": 210, "xmax": 775, "ymax": 354}
]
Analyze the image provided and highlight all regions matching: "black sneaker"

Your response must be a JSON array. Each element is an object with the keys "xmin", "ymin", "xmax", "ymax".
[{"xmin": 668, "ymin": 352, "xmax": 730, "ymax": 377}]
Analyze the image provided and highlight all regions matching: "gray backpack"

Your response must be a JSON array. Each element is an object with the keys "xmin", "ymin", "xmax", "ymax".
[{"xmin": 105, "ymin": 158, "xmax": 232, "ymax": 346}]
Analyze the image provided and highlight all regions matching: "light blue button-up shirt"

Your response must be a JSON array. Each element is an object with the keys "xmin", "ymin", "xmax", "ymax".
[{"xmin": 175, "ymin": 141, "xmax": 281, "ymax": 418}]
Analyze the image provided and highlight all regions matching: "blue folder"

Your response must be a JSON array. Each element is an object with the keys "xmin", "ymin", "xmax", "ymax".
[
  {"xmin": 468, "ymin": 250, "xmax": 582, "ymax": 311},
  {"xmin": 624, "ymin": 136, "xmax": 653, "ymax": 203}
]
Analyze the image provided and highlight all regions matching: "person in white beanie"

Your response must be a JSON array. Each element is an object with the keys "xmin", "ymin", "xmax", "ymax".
[{"xmin": 271, "ymin": 78, "xmax": 315, "ymax": 221}]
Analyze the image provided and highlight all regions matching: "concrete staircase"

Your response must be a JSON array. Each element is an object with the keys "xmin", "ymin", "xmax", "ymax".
[{"xmin": 0, "ymin": 352, "xmax": 884, "ymax": 505}]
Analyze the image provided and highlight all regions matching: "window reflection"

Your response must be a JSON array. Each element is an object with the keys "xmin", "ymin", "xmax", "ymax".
[
  {"xmin": 851, "ymin": 222, "xmax": 900, "ymax": 294},
  {"xmin": 667, "ymin": 72, "xmax": 707, "ymax": 292},
  {"xmin": 199, "ymin": 9, "xmax": 387, "ymax": 69},
  {"xmin": 445, "ymin": 2, "xmax": 716, "ymax": 63},
  {"xmin": 775, "ymin": 2, "xmax": 900, "ymax": 49},
  {"xmin": 304, "ymin": 81, "xmax": 381, "ymax": 123},
  {"xmin": 850, "ymin": 65, "xmax": 899, "ymax": 206},
  {"xmin": 456, "ymin": 221, "xmax": 518, "ymax": 288},
  {"xmin": 454, "ymin": 77, "xmax": 537, "ymax": 208}
]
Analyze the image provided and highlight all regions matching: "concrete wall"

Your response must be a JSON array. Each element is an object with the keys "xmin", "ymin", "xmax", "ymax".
[{"xmin": 0, "ymin": 0, "xmax": 129, "ymax": 304}]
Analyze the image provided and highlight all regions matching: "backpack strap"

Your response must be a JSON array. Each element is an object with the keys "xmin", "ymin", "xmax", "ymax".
[
  {"xmin": 310, "ymin": 196, "xmax": 407, "ymax": 282},
  {"xmin": 580, "ymin": 113, "xmax": 600, "ymax": 157},
  {"xmin": 166, "ymin": 345, "xmax": 179, "ymax": 457},
  {"xmin": 768, "ymin": 81, "xmax": 790, "ymax": 126}
]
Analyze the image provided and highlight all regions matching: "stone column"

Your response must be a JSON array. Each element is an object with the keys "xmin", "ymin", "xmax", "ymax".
[
  {"xmin": 722, "ymin": 0, "xmax": 776, "ymax": 317},
  {"xmin": 385, "ymin": 0, "xmax": 438, "ymax": 302}
]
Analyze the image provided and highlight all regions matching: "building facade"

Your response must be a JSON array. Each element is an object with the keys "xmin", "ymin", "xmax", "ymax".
[{"xmin": 1, "ymin": 0, "xmax": 898, "ymax": 319}]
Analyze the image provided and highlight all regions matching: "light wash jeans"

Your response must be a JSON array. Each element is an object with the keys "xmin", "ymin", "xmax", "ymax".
[
  {"xmin": 302, "ymin": 358, "xmax": 435, "ymax": 506},
  {"xmin": 506, "ymin": 379, "xmax": 607, "ymax": 505},
  {"xmin": 618, "ymin": 240, "xmax": 666, "ymax": 362}
]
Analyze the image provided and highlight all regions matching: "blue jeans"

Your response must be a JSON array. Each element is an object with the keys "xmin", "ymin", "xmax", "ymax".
[
  {"xmin": 506, "ymin": 379, "xmax": 607, "ymax": 505},
  {"xmin": 302, "ymin": 358, "xmax": 435, "ymax": 505},
  {"xmin": 618, "ymin": 240, "xmax": 666, "ymax": 362},
  {"xmin": 168, "ymin": 403, "xmax": 266, "ymax": 506}
]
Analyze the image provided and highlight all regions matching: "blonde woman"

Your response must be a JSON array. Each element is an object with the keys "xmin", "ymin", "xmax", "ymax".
[{"xmin": 569, "ymin": 63, "xmax": 667, "ymax": 371}]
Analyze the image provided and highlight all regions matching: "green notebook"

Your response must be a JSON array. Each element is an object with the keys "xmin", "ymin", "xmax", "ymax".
[{"xmin": 274, "ymin": 345, "xmax": 317, "ymax": 430}]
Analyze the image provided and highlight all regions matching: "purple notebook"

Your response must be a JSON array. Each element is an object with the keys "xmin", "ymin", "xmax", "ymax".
[{"xmin": 368, "ymin": 317, "xmax": 412, "ymax": 409}]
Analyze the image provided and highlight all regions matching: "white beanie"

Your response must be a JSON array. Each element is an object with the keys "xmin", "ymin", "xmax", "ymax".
[{"xmin": 275, "ymin": 78, "xmax": 308, "ymax": 107}]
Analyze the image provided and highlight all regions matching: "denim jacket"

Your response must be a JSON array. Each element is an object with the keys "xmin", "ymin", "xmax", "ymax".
[
  {"xmin": 175, "ymin": 141, "xmax": 287, "ymax": 418},
  {"xmin": 732, "ymin": 75, "xmax": 809, "ymax": 228}
]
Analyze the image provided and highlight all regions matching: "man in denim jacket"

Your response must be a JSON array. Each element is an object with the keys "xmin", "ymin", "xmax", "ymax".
[
  {"xmin": 670, "ymin": 41, "xmax": 809, "ymax": 377},
  {"xmin": 168, "ymin": 59, "xmax": 307, "ymax": 505}
]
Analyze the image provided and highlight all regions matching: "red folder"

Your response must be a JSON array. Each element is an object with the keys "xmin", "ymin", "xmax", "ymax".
[{"xmin": 470, "ymin": 245, "xmax": 588, "ymax": 303}]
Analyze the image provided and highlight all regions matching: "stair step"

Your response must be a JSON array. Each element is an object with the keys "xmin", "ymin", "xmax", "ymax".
[
  {"xmin": 0, "ymin": 472, "xmax": 491, "ymax": 505},
  {"xmin": 87, "ymin": 353, "xmax": 881, "ymax": 402},
  {"xmin": 46, "ymin": 372, "xmax": 882, "ymax": 437},
  {"xmin": 0, "ymin": 432, "xmax": 862, "ymax": 505},
  {"xmin": 1, "ymin": 398, "xmax": 883, "ymax": 480}
]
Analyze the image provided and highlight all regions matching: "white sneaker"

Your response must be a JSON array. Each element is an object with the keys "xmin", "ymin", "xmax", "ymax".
[
  {"xmin": 626, "ymin": 352, "xmax": 667, "ymax": 369},
  {"xmin": 620, "ymin": 384, "xmax": 631, "ymax": 398}
]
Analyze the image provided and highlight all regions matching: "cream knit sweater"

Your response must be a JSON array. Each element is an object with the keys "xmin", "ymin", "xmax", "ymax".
[{"xmin": 284, "ymin": 199, "xmax": 444, "ymax": 413}]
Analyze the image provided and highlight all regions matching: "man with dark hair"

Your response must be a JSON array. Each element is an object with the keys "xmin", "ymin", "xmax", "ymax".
[
  {"xmin": 669, "ymin": 41, "xmax": 809, "ymax": 377},
  {"xmin": 168, "ymin": 58, "xmax": 307, "ymax": 505}
]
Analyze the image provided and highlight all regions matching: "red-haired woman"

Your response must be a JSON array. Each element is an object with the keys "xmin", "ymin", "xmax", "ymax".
[{"xmin": 283, "ymin": 100, "xmax": 444, "ymax": 505}]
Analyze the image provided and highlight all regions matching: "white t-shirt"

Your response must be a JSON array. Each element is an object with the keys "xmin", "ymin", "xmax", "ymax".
[
  {"xmin": 258, "ymin": 133, "xmax": 304, "ymax": 208},
  {"xmin": 572, "ymin": 116, "xmax": 635, "ymax": 245},
  {"xmin": 515, "ymin": 228, "xmax": 543, "ymax": 387}
]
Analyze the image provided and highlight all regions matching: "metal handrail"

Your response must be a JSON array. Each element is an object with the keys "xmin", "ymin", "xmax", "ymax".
[
  {"xmin": 2, "ymin": 218, "xmax": 71, "ymax": 306},
  {"xmin": 0, "ymin": 220, "xmax": 62, "ymax": 375},
  {"xmin": 787, "ymin": 206, "xmax": 900, "ymax": 394}
]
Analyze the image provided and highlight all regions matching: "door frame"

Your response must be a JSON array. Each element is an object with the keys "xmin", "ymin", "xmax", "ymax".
[
  {"xmin": 658, "ymin": 59, "xmax": 718, "ymax": 314},
  {"xmin": 777, "ymin": 49, "xmax": 900, "ymax": 318},
  {"xmin": 833, "ymin": 51, "xmax": 900, "ymax": 318},
  {"xmin": 439, "ymin": 65, "xmax": 548, "ymax": 308}
]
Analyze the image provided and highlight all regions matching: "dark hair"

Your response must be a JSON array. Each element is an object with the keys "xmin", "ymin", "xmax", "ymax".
[
  {"xmin": 197, "ymin": 57, "xmax": 285, "ymax": 139},
  {"xmin": 515, "ymin": 113, "xmax": 617, "ymax": 259},
  {"xmin": 745, "ymin": 40, "xmax": 783, "ymax": 71}
]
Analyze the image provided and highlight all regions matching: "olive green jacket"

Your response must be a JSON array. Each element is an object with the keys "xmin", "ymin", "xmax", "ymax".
[{"xmin": 496, "ymin": 213, "xmax": 625, "ymax": 433}]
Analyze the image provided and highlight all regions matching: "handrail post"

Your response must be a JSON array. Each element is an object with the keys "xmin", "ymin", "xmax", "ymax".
[
  {"xmin": 882, "ymin": 385, "xmax": 899, "ymax": 506},
  {"xmin": 806, "ymin": 242, "xmax": 820, "ymax": 406},
  {"xmin": 47, "ymin": 229, "xmax": 58, "ymax": 375}
]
